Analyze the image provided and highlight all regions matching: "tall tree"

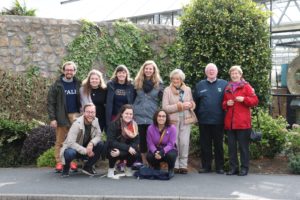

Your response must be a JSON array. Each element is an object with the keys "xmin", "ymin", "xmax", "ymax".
[{"xmin": 179, "ymin": 0, "xmax": 271, "ymax": 106}]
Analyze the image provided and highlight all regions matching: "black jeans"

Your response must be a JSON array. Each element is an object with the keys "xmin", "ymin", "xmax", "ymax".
[
  {"xmin": 146, "ymin": 149, "xmax": 177, "ymax": 170},
  {"xmin": 63, "ymin": 142, "xmax": 104, "ymax": 170},
  {"xmin": 199, "ymin": 124, "xmax": 224, "ymax": 170},
  {"xmin": 227, "ymin": 129, "xmax": 251, "ymax": 171},
  {"xmin": 107, "ymin": 149, "xmax": 138, "ymax": 168}
]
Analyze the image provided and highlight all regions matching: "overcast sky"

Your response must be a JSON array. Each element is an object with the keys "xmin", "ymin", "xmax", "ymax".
[{"xmin": 1, "ymin": 0, "xmax": 190, "ymax": 21}]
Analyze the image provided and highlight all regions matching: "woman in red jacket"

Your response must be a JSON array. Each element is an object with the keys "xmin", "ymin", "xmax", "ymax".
[{"xmin": 222, "ymin": 65, "xmax": 258, "ymax": 176}]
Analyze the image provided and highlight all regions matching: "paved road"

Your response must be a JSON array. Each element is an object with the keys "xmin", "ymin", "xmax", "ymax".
[{"xmin": 0, "ymin": 168, "xmax": 299, "ymax": 200}]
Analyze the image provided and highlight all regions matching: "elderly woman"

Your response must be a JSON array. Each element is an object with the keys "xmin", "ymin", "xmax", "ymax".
[
  {"xmin": 222, "ymin": 65, "xmax": 258, "ymax": 176},
  {"xmin": 106, "ymin": 104, "xmax": 139, "ymax": 179},
  {"xmin": 146, "ymin": 109, "xmax": 177, "ymax": 178},
  {"xmin": 133, "ymin": 60, "xmax": 164, "ymax": 165},
  {"xmin": 162, "ymin": 69, "xmax": 197, "ymax": 174},
  {"xmin": 80, "ymin": 69, "xmax": 107, "ymax": 131}
]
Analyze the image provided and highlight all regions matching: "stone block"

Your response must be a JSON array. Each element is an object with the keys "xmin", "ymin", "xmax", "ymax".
[
  {"xmin": 13, "ymin": 57, "xmax": 22, "ymax": 65},
  {"xmin": 10, "ymin": 36, "xmax": 23, "ymax": 47},
  {"xmin": 0, "ymin": 37, "xmax": 9, "ymax": 47},
  {"xmin": 0, "ymin": 48, "xmax": 9, "ymax": 56},
  {"xmin": 47, "ymin": 54, "xmax": 57, "ymax": 64}
]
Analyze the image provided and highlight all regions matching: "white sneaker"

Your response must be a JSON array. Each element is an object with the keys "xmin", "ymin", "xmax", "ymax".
[
  {"xmin": 107, "ymin": 168, "xmax": 119, "ymax": 179},
  {"xmin": 125, "ymin": 167, "xmax": 134, "ymax": 177}
]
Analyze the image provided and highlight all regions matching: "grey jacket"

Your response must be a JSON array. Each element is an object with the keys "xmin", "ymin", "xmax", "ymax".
[
  {"xmin": 60, "ymin": 115, "xmax": 102, "ymax": 164},
  {"xmin": 133, "ymin": 83, "xmax": 164, "ymax": 125}
]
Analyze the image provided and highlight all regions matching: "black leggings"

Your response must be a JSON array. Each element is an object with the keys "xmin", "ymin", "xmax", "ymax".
[
  {"xmin": 146, "ymin": 149, "xmax": 177, "ymax": 170},
  {"xmin": 107, "ymin": 149, "xmax": 138, "ymax": 168},
  {"xmin": 138, "ymin": 124, "xmax": 149, "ymax": 153}
]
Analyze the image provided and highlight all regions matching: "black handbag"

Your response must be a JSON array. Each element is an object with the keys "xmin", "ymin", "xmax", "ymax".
[{"xmin": 250, "ymin": 109, "xmax": 262, "ymax": 142}]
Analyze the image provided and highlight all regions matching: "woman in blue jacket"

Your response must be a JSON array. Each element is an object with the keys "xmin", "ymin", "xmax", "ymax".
[{"xmin": 106, "ymin": 65, "xmax": 136, "ymax": 128}]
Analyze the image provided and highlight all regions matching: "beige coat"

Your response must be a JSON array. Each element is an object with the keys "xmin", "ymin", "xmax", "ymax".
[
  {"xmin": 60, "ymin": 115, "xmax": 102, "ymax": 164},
  {"xmin": 162, "ymin": 83, "xmax": 197, "ymax": 125}
]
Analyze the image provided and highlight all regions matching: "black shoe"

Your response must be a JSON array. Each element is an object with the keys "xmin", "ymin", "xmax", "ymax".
[
  {"xmin": 198, "ymin": 168, "xmax": 211, "ymax": 173},
  {"xmin": 82, "ymin": 166, "xmax": 95, "ymax": 176},
  {"xmin": 168, "ymin": 169, "xmax": 174, "ymax": 178},
  {"xmin": 61, "ymin": 170, "xmax": 69, "ymax": 178},
  {"xmin": 216, "ymin": 169, "xmax": 224, "ymax": 174},
  {"xmin": 238, "ymin": 169, "xmax": 248, "ymax": 176},
  {"xmin": 226, "ymin": 170, "xmax": 239, "ymax": 175}
]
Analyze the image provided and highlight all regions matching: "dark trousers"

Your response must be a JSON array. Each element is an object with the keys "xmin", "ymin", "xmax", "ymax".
[
  {"xmin": 146, "ymin": 150, "xmax": 177, "ymax": 170},
  {"xmin": 138, "ymin": 124, "xmax": 149, "ymax": 153},
  {"xmin": 107, "ymin": 150, "xmax": 137, "ymax": 168},
  {"xmin": 64, "ymin": 142, "xmax": 104, "ymax": 170},
  {"xmin": 199, "ymin": 124, "xmax": 224, "ymax": 170},
  {"xmin": 227, "ymin": 129, "xmax": 251, "ymax": 171}
]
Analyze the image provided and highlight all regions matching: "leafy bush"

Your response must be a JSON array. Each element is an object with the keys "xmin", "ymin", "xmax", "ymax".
[
  {"xmin": 284, "ymin": 126, "xmax": 300, "ymax": 155},
  {"xmin": 0, "ymin": 118, "xmax": 37, "ymax": 167},
  {"xmin": 189, "ymin": 125, "xmax": 200, "ymax": 156},
  {"xmin": 250, "ymin": 110, "xmax": 288, "ymax": 158},
  {"xmin": 288, "ymin": 154, "xmax": 300, "ymax": 174},
  {"xmin": 37, "ymin": 147, "xmax": 55, "ymax": 167},
  {"xmin": 0, "ymin": 69, "xmax": 52, "ymax": 122},
  {"xmin": 178, "ymin": 0, "xmax": 271, "ymax": 107},
  {"xmin": 21, "ymin": 125, "xmax": 55, "ymax": 165}
]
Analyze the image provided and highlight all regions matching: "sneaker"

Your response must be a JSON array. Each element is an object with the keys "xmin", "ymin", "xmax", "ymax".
[
  {"xmin": 107, "ymin": 168, "xmax": 119, "ymax": 179},
  {"xmin": 70, "ymin": 162, "xmax": 78, "ymax": 171},
  {"xmin": 82, "ymin": 166, "xmax": 95, "ymax": 176},
  {"xmin": 55, "ymin": 162, "xmax": 63, "ymax": 173},
  {"xmin": 124, "ymin": 167, "xmax": 134, "ymax": 177}
]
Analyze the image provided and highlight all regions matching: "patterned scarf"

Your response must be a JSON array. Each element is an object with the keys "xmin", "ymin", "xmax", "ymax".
[{"xmin": 121, "ymin": 119, "xmax": 138, "ymax": 139}]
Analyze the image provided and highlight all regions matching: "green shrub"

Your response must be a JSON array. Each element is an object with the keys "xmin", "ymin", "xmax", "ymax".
[
  {"xmin": 37, "ymin": 147, "xmax": 55, "ymax": 167},
  {"xmin": 189, "ymin": 125, "xmax": 200, "ymax": 156},
  {"xmin": 178, "ymin": 0, "xmax": 271, "ymax": 107},
  {"xmin": 0, "ymin": 69, "xmax": 52, "ymax": 122},
  {"xmin": 21, "ymin": 125, "xmax": 55, "ymax": 165},
  {"xmin": 0, "ymin": 118, "xmax": 37, "ymax": 167},
  {"xmin": 250, "ymin": 110, "xmax": 288, "ymax": 158},
  {"xmin": 285, "ymin": 128, "xmax": 300, "ymax": 156},
  {"xmin": 288, "ymin": 154, "xmax": 300, "ymax": 174}
]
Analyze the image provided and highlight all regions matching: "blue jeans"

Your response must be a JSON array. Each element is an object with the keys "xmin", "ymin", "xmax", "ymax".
[{"xmin": 63, "ymin": 142, "xmax": 104, "ymax": 171}]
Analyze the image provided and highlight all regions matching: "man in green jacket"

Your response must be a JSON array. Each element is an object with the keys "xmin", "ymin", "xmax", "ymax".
[{"xmin": 47, "ymin": 61, "xmax": 81, "ymax": 172}]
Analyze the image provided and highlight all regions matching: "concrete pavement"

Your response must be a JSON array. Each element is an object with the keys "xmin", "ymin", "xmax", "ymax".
[{"xmin": 0, "ymin": 168, "xmax": 299, "ymax": 200}]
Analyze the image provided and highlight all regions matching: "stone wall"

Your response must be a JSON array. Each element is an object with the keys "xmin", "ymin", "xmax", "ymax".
[{"xmin": 0, "ymin": 15, "xmax": 176, "ymax": 76}]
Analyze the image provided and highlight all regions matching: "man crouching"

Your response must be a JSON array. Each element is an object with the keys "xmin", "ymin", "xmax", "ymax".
[{"xmin": 60, "ymin": 103, "xmax": 104, "ymax": 177}]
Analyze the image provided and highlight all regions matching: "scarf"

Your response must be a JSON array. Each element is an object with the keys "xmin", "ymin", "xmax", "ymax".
[
  {"xmin": 170, "ymin": 83, "xmax": 186, "ymax": 102},
  {"xmin": 121, "ymin": 119, "xmax": 138, "ymax": 139},
  {"xmin": 143, "ymin": 79, "xmax": 154, "ymax": 93}
]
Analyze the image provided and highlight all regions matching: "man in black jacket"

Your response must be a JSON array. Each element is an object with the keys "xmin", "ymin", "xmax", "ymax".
[
  {"xmin": 47, "ymin": 61, "xmax": 81, "ymax": 172},
  {"xmin": 194, "ymin": 63, "xmax": 227, "ymax": 174}
]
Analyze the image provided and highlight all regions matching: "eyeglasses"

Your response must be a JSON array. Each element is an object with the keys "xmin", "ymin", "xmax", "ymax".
[
  {"xmin": 85, "ymin": 111, "xmax": 96, "ymax": 115},
  {"xmin": 158, "ymin": 115, "xmax": 166, "ymax": 118},
  {"xmin": 64, "ymin": 69, "xmax": 75, "ymax": 72}
]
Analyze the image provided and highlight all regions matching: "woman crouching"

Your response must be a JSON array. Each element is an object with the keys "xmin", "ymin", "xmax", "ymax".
[
  {"xmin": 146, "ymin": 109, "xmax": 177, "ymax": 178},
  {"xmin": 106, "ymin": 104, "xmax": 139, "ymax": 179}
]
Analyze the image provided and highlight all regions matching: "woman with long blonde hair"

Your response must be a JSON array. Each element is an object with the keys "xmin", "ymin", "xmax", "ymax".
[
  {"xmin": 80, "ymin": 69, "xmax": 107, "ymax": 131},
  {"xmin": 133, "ymin": 60, "xmax": 164, "ymax": 165}
]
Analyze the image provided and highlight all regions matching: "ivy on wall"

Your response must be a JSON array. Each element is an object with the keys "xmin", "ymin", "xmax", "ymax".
[{"xmin": 64, "ymin": 19, "xmax": 155, "ymax": 80}]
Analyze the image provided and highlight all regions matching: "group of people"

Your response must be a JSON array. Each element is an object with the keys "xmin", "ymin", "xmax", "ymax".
[{"xmin": 47, "ymin": 60, "xmax": 258, "ymax": 179}]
